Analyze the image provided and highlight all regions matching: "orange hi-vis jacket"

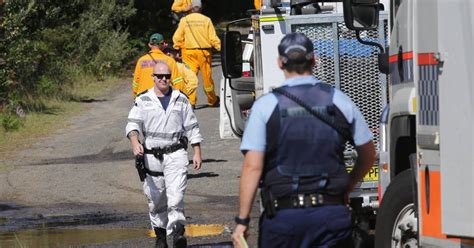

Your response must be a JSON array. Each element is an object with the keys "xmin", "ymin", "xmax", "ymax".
[
  {"xmin": 172, "ymin": 13, "xmax": 221, "ymax": 51},
  {"xmin": 171, "ymin": 0, "xmax": 192, "ymax": 13},
  {"xmin": 174, "ymin": 62, "xmax": 198, "ymax": 98},
  {"xmin": 132, "ymin": 49, "xmax": 183, "ymax": 97}
]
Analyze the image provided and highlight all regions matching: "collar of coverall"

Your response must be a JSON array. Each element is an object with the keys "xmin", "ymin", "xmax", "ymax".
[
  {"xmin": 151, "ymin": 87, "xmax": 178, "ymax": 100},
  {"xmin": 280, "ymin": 75, "xmax": 322, "ymax": 87}
]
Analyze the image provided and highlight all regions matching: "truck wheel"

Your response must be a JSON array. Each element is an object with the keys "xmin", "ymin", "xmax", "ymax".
[{"xmin": 375, "ymin": 169, "xmax": 418, "ymax": 248}]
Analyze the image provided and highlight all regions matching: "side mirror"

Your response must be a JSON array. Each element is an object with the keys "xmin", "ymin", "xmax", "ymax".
[
  {"xmin": 221, "ymin": 31, "xmax": 243, "ymax": 79},
  {"xmin": 343, "ymin": 0, "xmax": 380, "ymax": 30}
]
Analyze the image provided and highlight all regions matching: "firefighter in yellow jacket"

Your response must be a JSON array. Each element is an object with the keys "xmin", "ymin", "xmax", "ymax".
[
  {"xmin": 163, "ymin": 47, "xmax": 199, "ymax": 108},
  {"xmin": 171, "ymin": 0, "xmax": 191, "ymax": 26},
  {"xmin": 171, "ymin": 0, "xmax": 192, "ymax": 13},
  {"xmin": 132, "ymin": 33, "xmax": 184, "ymax": 97},
  {"xmin": 172, "ymin": 0, "xmax": 221, "ymax": 107}
]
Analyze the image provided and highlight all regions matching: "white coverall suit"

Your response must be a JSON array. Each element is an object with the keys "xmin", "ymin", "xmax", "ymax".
[{"xmin": 125, "ymin": 88, "xmax": 202, "ymax": 235}]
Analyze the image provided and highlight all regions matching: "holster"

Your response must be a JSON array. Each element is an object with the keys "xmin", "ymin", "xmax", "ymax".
[
  {"xmin": 260, "ymin": 187, "xmax": 277, "ymax": 219},
  {"xmin": 135, "ymin": 155, "xmax": 147, "ymax": 182}
]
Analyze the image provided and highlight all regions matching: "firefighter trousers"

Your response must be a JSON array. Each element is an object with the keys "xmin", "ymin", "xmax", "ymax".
[{"xmin": 182, "ymin": 49, "xmax": 218, "ymax": 106}]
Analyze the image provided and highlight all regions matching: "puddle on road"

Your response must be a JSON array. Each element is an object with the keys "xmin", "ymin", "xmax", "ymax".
[
  {"xmin": 0, "ymin": 228, "xmax": 147, "ymax": 247},
  {"xmin": 148, "ymin": 224, "xmax": 226, "ymax": 237},
  {"xmin": 185, "ymin": 224, "xmax": 225, "ymax": 237},
  {"xmin": 1, "ymin": 225, "xmax": 226, "ymax": 246}
]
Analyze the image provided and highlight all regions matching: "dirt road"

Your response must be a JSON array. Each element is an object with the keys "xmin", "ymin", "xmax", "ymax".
[{"xmin": 0, "ymin": 63, "xmax": 259, "ymax": 247}]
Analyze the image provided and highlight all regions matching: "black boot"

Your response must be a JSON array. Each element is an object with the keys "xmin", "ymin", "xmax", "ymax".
[
  {"xmin": 154, "ymin": 227, "xmax": 168, "ymax": 248},
  {"xmin": 172, "ymin": 223, "xmax": 187, "ymax": 248}
]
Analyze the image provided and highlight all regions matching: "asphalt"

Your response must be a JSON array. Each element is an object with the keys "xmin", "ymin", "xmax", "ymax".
[{"xmin": 0, "ymin": 60, "xmax": 261, "ymax": 247}]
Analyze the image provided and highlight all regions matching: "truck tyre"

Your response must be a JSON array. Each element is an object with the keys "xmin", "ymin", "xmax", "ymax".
[{"xmin": 375, "ymin": 169, "xmax": 418, "ymax": 248}]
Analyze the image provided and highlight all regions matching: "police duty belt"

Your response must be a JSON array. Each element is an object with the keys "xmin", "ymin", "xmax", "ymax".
[
  {"xmin": 274, "ymin": 193, "xmax": 344, "ymax": 210},
  {"xmin": 144, "ymin": 139, "xmax": 187, "ymax": 161}
]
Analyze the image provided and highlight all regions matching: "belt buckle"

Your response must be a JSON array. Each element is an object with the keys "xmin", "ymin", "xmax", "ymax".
[{"xmin": 152, "ymin": 148, "xmax": 164, "ymax": 160}]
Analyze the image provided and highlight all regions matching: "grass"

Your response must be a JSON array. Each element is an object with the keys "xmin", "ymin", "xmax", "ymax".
[
  {"xmin": 0, "ymin": 75, "xmax": 128, "ymax": 160},
  {"xmin": 62, "ymin": 73, "xmax": 122, "ymax": 100}
]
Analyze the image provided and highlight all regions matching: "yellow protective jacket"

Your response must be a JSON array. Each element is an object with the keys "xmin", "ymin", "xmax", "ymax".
[
  {"xmin": 172, "ymin": 13, "xmax": 221, "ymax": 51},
  {"xmin": 174, "ymin": 62, "xmax": 198, "ymax": 96},
  {"xmin": 171, "ymin": 0, "xmax": 192, "ymax": 12},
  {"xmin": 132, "ymin": 49, "xmax": 184, "ymax": 97}
]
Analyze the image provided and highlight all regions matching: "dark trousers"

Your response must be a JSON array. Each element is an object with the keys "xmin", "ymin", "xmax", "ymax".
[{"xmin": 259, "ymin": 205, "xmax": 352, "ymax": 248}]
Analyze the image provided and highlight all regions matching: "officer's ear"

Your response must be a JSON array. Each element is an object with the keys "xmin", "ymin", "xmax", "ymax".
[
  {"xmin": 277, "ymin": 56, "xmax": 284, "ymax": 70},
  {"xmin": 311, "ymin": 55, "xmax": 316, "ymax": 67}
]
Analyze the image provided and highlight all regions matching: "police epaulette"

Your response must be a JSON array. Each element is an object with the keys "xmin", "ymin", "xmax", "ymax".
[{"xmin": 136, "ymin": 90, "xmax": 147, "ymax": 97}]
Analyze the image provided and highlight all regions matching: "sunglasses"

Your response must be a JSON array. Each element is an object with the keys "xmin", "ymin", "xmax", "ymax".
[{"xmin": 153, "ymin": 74, "xmax": 172, "ymax": 80}]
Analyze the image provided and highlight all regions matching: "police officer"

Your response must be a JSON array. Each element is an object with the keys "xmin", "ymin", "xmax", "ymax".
[
  {"xmin": 231, "ymin": 33, "xmax": 376, "ymax": 247},
  {"xmin": 126, "ymin": 62, "xmax": 202, "ymax": 248},
  {"xmin": 132, "ymin": 33, "xmax": 184, "ymax": 98},
  {"xmin": 172, "ymin": 0, "xmax": 221, "ymax": 107}
]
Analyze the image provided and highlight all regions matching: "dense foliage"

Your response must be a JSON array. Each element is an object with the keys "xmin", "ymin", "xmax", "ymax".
[
  {"xmin": 0, "ymin": 0, "xmax": 252, "ymax": 131},
  {"xmin": 0, "ymin": 0, "xmax": 135, "ymax": 129}
]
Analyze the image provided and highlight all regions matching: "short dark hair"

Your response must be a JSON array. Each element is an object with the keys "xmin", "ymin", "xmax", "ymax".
[
  {"xmin": 278, "ymin": 33, "xmax": 315, "ymax": 74},
  {"xmin": 162, "ymin": 47, "xmax": 178, "ymax": 56}
]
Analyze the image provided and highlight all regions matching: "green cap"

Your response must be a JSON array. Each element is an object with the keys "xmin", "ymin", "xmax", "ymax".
[{"xmin": 149, "ymin": 33, "xmax": 164, "ymax": 45}]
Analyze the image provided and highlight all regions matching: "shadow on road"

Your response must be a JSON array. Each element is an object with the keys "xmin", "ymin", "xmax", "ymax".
[
  {"xmin": 24, "ymin": 148, "xmax": 133, "ymax": 166},
  {"xmin": 188, "ymin": 172, "xmax": 219, "ymax": 179},
  {"xmin": 25, "ymin": 149, "xmax": 228, "ymax": 167},
  {"xmin": 189, "ymin": 159, "xmax": 227, "ymax": 164}
]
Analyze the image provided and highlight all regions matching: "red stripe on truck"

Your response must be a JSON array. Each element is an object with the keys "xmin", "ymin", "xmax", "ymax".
[
  {"xmin": 388, "ymin": 52, "xmax": 413, "ymax": 63},
  {"xmin": 418, "ymin": 53, "xmax": 439, "ymax": 65}
]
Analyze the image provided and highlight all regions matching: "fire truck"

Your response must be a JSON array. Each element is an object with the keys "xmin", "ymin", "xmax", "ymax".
[
  {"xmin": 219, "ymin": 0, "xmax": 390, "ymax": 239},
  {"xmin": 372, "ymin": 0, "xmax": 474, "ymax": 247}
]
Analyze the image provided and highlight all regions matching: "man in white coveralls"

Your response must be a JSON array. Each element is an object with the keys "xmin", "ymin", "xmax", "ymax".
[{"xmin": 126, "ymin": 62, "xmax": 203, "ymax": 248}]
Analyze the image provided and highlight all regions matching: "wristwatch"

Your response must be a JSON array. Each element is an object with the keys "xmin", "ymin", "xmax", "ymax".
[{"xmin": 234, "ymin": 216, "xmax": 250, "ymax": 226}]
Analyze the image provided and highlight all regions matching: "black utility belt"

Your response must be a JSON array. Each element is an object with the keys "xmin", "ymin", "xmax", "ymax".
[
  {"xmin": 144, "ymin": 168, "xmax": 164, "ymax": 177},
  {"xmin": 144, "ymin": 143, "xmax": 185, "ymax": 160},
  {"xmin": 273, "ymin": 193, "xmax": 344, "ymax": 210}
]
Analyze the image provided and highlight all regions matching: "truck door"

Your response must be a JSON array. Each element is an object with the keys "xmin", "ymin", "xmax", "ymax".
[
  {"xmin": 436, "ymin": 0, "xmax": 474, "ymax": 239},
  {"xmin": 415, "ymin": 0, "xmax": 474, "ymax": 245},
  {"xmin": 220, "ymin": 29, "xmax": 255, "ymax": 139}
]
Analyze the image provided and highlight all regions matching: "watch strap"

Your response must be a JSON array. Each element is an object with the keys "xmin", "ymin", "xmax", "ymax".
[{"xmin": 234, "ymin": 216, "xmax": 250, "ymax": 226}]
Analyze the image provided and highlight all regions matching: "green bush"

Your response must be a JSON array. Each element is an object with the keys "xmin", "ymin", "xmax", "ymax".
[
  {"xmin": 0, "ymin": 113, "xmax": 22, "ymax": 131},
  {"xmin": 76, "ymin": 0, "xmax": 135, "ymax": 77},
  {"xmin": 0, "ymin": 0, "xmax": 136, "ymax": 128}
]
